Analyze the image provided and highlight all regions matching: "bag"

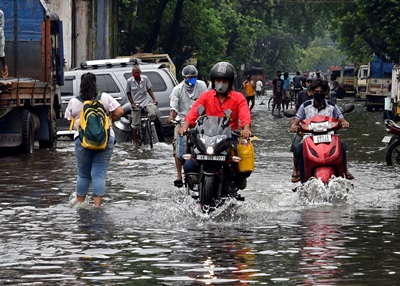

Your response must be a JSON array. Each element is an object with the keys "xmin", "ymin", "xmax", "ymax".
[
  {"xmin": 76, "ymin": 94, "xmax": 110, "ymax": 150},
  {"xmin": 336, "ymin": 85, "xmax": 346, "ymax": 99},
  {"xmin": 237, "ymin": 137, "xmax": 255, "ymax": 172},
  {"xmin": 176, "ymin": 134, "xmax": 188, "ymax": 165}
]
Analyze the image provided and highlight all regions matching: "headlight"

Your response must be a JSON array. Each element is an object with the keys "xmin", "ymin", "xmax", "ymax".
[{"xmin": 206, "ymin": 146, "xmax": 214, "ymax": 155}]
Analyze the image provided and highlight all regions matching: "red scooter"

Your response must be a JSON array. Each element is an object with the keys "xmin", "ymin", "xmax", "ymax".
[
  {"xmin": 287, "ymin": 103, "xmax": 354, "ymax": 184},
  {"xmin": 299, "ymin": 115, "xmax": 345, "ymax": 184}
]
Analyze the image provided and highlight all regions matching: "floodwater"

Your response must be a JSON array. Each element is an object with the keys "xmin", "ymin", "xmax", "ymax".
[{"xmin": 1, "ymin": 97, "xmax": 400, "ymax": 285}]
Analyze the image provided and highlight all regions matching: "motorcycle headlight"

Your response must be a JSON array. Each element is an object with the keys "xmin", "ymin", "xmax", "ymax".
[{"xmin": 206, "ymin": 146, "xmax": 214, "ymax": 155}]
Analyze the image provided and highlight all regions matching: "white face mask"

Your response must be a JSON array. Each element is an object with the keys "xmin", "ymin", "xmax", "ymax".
[{"xmin": 215, "ymin": 82, "xmax": 229, "ymax": 94}]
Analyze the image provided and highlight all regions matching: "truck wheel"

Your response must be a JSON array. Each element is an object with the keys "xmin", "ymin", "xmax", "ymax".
[
  {"xmin": 21, "ymin": 110, "xmax": 34, "ymax": 154},
  {"xmin": 39, "ymin": 110, "xmax": 57, "ymax": 148}
]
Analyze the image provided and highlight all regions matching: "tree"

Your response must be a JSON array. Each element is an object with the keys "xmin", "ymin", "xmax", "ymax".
[{"xmin": 330, "ymin": 0, "xmax": 400, "ymax": 63}]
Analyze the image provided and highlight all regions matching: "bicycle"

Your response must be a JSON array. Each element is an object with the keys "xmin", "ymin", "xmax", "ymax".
[
  {"xmin": 288, "ymin": 87, "xmax": 302, "ymax": 109},
  {"xmin": 268, "ymin": 95, "xmax": 275, "ymax": 111},
  {"xmin": 133, "ymin": 106, "xmax": 158, "ymax": 149}
]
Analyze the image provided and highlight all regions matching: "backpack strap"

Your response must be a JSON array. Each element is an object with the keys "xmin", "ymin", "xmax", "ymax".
[{"xmin": 76, "ymin": 95, "xmax": 84, "ymax": 102}]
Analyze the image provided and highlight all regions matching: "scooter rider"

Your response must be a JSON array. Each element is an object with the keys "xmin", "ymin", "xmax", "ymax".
[
  {"xmin": 167, "ymin": 65, "xmax": 207, "ymax": 188},
  {"xmin": 291, "ymin": 79, "xmax": 354, "ymax": 182},
  {"xmin": 290, "ymin": 76, "xmax": 314, "ymax": 183},
  {"xmin": 179, "ymin": 61, "xmax": 252, "ymax": 189}
]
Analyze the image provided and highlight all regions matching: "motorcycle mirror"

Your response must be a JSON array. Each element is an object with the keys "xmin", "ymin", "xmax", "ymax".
[
  {"xmin": 224, "ymin": 109, "xmax": 232, "ymax": 117},
  {"xmin": 197, "ymin": 105, "xmax": 205, "ymax": 116},
  {"xmin": 342, "ymin": 103, "xmax": 355, "ymax": 114},
  {"xmin": 283, "ymin": 109, "xmax": 296, "ymax": 118}
]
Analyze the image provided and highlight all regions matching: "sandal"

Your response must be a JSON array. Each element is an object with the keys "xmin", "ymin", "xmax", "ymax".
[
  {"xmin": 174, "ymin": 179, "xmax": 183, "ymax": 188},
  {"xmin": 345, "ymin": 172, "xmax": 354, "ymax": 180},
  {"xmin": 291, "ymin": 174, "xmax": 300, "ymax": 183},
  {"xmin": 2, "ymin": 65, "xmax": 8, "ymax": 78}
]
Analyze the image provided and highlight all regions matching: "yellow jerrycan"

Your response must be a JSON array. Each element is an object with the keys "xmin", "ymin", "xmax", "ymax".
[{"xmin": 237, "ymin": 136, "xmax": 255, "ymax": 172}]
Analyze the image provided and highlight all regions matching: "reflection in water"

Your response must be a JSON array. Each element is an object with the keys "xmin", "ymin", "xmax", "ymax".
[{"xmin": 299, "ymin": 208, "xmax": 346, "ymax": 285}]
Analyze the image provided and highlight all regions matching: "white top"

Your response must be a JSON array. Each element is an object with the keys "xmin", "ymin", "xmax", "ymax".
[
  {"xmin": 256, "ymin": 80, "xmax": 263, "ymax": 91},
  {"xmin": 169, "ymin": 80, "xmax": 207, "ymax": 118},
  {"xmin": 125, "ymin": 75, "xmax": 153, "ymax": 107},
  {"xmin": 65, "ymin": 92, "xmax": 121, "ymax": 139}
]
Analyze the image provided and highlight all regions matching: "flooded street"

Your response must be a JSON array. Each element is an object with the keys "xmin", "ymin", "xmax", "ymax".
[{"xmin": 1, "ymin": 97, "xmax": 400, "ymax": 285}]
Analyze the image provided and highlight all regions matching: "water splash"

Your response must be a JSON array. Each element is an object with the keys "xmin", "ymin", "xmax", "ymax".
[{"xmin": 295, "ymin": 177, "xmax": 354, "ymax": 204}]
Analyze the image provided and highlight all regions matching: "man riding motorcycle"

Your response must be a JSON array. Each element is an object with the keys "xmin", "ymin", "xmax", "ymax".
[
  {"xmin": 291, "ymin": 79, "xmax": 354, "ymax": 182},
  {"xmin": 179, "ymin": 61, "xmax": 252, "ymax": 189}
]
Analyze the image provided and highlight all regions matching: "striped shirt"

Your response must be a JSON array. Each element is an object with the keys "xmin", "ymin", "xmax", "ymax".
[{"xmin": 296, "ymin": 99, "xmax": 344, "ymax": 121}]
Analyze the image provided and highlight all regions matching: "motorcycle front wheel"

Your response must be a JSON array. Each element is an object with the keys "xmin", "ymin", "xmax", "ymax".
[
  {"xmin": 386, "ymin": 139, "xmax": 400, "ymax": 165},
  {"xmin": 199, "ymin": 175, "xmax": 216, "ymax": 208}
]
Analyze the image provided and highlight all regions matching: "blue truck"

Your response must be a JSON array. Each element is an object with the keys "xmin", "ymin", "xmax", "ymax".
[
  {"xmin": 365, "ymin": 56, "xmax": 392, "ymax": 111},
  {"xmin": 0, "ymin": 0, "xmax": 64, "ymax": 153}
]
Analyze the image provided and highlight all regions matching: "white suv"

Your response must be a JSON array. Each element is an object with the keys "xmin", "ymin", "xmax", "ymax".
[{"xmin": 57, "ymin": 58, "xmax": 178, "ymax": 137}]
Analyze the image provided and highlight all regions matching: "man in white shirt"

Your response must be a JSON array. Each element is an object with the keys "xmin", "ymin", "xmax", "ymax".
[
  {"xmin": 167, "ymin": 65, "xmax": 207, "ymax": 187},
  {"xmin": 255, "ymin": 79, "xmax": 263, "ymax": 97}
]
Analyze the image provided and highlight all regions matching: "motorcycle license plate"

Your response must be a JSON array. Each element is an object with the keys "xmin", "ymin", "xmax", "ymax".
[
  {"xmin": 313, "ymin": 134, "xmax": 332, "ymax": 144},
  {"xmin": 196, "ymin": 155, "xmax": 225, "ymax": 161},
  {"xmin": 382, "ymin": 135, "xmax": 392, "ymax": 143}
]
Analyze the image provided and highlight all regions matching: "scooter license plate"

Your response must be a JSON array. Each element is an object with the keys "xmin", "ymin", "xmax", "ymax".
[
  {"xmin": 196, "ymin": 155, "xmax": 225, "ymax": 161},
  {"xmin": 313, "ymin": 134, "xmax": 332, "ymax": 144},
  {"xmin": 382, "ymin": 135, "xmax": 392, "ymax": 143}
]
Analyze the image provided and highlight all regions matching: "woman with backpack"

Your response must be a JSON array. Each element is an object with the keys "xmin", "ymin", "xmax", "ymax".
[{"xmin": 65, "ymin": 73, "xmax": 124, "ymax": 207}]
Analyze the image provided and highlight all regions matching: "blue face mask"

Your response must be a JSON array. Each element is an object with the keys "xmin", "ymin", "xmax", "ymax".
[{"xmin": 186, "ymin": 77, "xmax": 197, "ymax": 86}]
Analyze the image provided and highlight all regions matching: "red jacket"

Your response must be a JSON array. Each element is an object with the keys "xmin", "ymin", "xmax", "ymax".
[{"xmin": 184, "ymin": 89, "xmax": 251, "ymax": 130}]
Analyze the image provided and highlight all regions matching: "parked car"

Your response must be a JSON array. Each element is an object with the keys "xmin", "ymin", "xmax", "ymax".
[{"xmin": 57, "ymin": 58, "xmax": 178, "ymax": 138}]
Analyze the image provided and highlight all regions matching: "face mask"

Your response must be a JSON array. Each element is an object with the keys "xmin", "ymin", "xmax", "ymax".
[
  {"xmin": 314, "ymin": 92, "xmax": 325, "ymax": 101},
  {"xmin": 133, "ymin": 74, "xmax": 141, "ymax": 80},
  {"xmin": 186, "ymin": 77, "xmax": 197, "ymax": 86},
  {"xmin": 215, "ymin": 82, "xmax": 229, "ymax": 94}
]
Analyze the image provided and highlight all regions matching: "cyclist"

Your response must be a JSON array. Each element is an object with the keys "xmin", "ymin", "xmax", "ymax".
[
  {"xmin": 167, "ymin": 65, "xmax": 207, "ymax": 187},
  {"xmin": 126, "ymin": 65, "xmax": 162, "ymax": 145}
]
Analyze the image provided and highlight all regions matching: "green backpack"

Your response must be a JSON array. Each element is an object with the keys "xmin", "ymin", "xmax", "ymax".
[{"xmin": 76, "ymin": 94, "xmax": 110, "ymax": 150}]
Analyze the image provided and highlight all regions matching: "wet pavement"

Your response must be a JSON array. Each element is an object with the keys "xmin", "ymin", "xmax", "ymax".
[{"xmin": 1, "ymin": 97, "xmax": 400, "ymax": 285}]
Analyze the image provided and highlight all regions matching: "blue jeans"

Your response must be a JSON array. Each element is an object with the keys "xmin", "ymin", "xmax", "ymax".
[{"xmin": 74, "ymin": 136, "xmax": 115, "ymax": 197}]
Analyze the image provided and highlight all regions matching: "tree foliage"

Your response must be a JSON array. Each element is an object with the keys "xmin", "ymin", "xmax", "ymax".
[
  {"xmin": 330, "ymin": 0, "xmax": 400, "ymax": 63},
  {"xmin": 117, "ymin": 0, "xmax": 400, "ymax": 82}
]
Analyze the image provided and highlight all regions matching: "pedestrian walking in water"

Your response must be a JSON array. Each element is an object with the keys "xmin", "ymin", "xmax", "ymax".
[{"xmin": 65, "ymin": 73, "xmax": 124, "ymax": 207}]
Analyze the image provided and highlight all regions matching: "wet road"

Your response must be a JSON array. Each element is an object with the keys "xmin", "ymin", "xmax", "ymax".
[{"xmin": 1, "ymin": 97, "xmax": 400, "ymax": 285}]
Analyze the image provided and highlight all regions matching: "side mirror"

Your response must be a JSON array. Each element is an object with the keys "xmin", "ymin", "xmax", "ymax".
[
  {"xmin": 224, "ymin": 109, "xmax": 232, "ymax": 117},
  {"xmin": 342, "ymin": 103, "xmax": 355, "ymax": 114},
  {"xmin": 283, "ymin": 109, "xmax": 296, "ymax": 118},
  {"xmin": 223, "ymin": 109, "xmax": 232, "ymax": 126},
  {"xmin": 197, "ymin": 105, "xmax": 205, "ymax": 116}
]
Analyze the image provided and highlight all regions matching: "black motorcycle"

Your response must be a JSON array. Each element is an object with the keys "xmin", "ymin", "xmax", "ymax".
[{"xmin": 183, "ymin": 106, "xmax": 245, "ymax": 212}]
